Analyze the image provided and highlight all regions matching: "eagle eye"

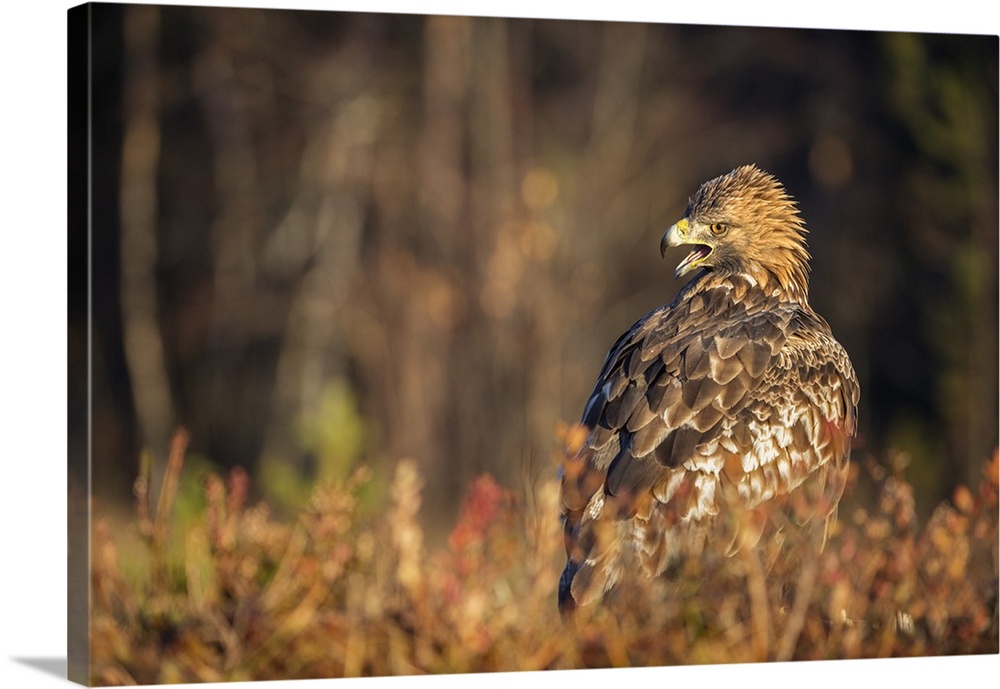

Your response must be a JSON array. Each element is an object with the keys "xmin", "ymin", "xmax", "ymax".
[{"xmin": 710, "ymin": 222, "xmax": 728, "ymax": 236}]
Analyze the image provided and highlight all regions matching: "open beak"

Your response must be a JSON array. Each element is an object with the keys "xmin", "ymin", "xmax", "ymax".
[{"xmin": 661, "ymin": 218, "xmax": 712, "ymax": 278}]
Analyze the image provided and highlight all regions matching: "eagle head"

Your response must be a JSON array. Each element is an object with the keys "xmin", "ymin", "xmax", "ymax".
[{"xmin": 661, "ymin": 164, "xmax": 811, "ymax": 298}]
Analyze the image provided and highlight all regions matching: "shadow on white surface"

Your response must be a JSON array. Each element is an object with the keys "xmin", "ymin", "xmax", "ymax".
[{"xmin": 12, "ymin": 657, "xmax": 66, "ymax": 680}]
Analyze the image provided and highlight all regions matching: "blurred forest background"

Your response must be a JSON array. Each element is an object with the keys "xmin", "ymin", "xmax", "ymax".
[{"xmin": 69, "ymin": 4, "xmax": 998, "ymax": 537}]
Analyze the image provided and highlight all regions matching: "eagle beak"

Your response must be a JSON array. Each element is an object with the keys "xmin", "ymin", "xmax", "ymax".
[
  {"xmin": 660, "ymin": 218, "xmax": 689, "ymax": 258},
  {"xmin": 661, "ymin": 218, "xmax": 711, "ymax": 278}
]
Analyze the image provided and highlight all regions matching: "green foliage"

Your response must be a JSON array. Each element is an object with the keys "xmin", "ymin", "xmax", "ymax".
[
  {"xmin": 296, "ymin": 379, "xmax": 367, "ymax": 483},
  {"xmin": 260, "ymin": 379, "xmax": 368, "ymax": 511},
  {"xmin": 90, "ymin": 434, "xmax": 998, "ymax": 685}
]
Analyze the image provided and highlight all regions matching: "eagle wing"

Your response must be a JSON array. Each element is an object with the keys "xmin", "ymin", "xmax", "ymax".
[{"xmin": 559, "ymin": 278, "xmax": 858, "ymax": 610}]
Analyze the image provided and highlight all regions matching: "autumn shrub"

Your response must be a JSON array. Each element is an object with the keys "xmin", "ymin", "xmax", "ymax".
[{"xmin": 88, "ymin": 431, "xmax": 999, "ymax": 685}]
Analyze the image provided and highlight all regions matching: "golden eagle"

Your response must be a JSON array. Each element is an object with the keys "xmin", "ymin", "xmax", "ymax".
[{"xmin": 559, "ymin": 165, "xmax": 859, "ymax": 614}]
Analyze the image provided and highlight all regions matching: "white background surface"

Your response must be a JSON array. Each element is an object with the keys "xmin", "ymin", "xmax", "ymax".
[{"xmin": 1, "ymin": 1, "xmax": 997, "ymax": 687}]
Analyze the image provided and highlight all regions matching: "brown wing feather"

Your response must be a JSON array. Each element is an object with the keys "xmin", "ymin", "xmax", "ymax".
[{"xmin": 559, "ymin": 274, "xmax": 859, "ymax": 613}]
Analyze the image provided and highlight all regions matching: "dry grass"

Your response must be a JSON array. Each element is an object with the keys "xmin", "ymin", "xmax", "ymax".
[{"xmin": 89, "ymin": 430, "xmax": 999, "ymax": 685}]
